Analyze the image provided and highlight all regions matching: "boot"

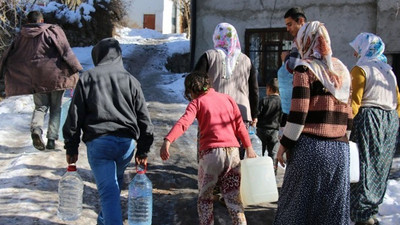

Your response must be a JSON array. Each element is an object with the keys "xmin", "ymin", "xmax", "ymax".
[
  {"xmin": 355, "ymin": 217, "xmax": 379, "ymax": 225},
  {"xmin": 46, "ymin": 139, "xmax": 55, "ymax": 150},
  {"xmin": 31, "ymin": 128, "xmax": 45, "ymax": 151}
]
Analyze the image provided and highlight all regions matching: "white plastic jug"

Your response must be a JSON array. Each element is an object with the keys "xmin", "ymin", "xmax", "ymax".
[
  {"xmin": 349, "ymin": 141, "xmax": 360, "ymax": 183},
  {"xmin": 240, "ymin": 156, "xmax": 279, "ymax": 206}
]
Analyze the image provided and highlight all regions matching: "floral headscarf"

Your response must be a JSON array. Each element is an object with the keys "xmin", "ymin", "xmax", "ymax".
[
  {"xmin": 296, "ymin": 21, "xmax": 351, "ymax": 103},
  {"xmin": 349, "ymin": 32, "xmax": 392, "ymax": 72},
  {"xmin": 213, "ymin": 22, "xmax": 242, "ymax": 79}
]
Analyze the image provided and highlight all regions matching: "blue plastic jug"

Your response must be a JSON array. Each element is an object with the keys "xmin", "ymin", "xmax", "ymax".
[{"xmin": 128, "ymin": 164, "xmax": 152, "ymax": 225}]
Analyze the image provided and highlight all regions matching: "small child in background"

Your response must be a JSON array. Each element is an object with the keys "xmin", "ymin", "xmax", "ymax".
[
  {"xmin": 160, "ymin": 71, "xmax": 257, "ymax": 225},
  {"xmin": 257, "ymin": 78, "xmax": 282, "ymax": 163}
]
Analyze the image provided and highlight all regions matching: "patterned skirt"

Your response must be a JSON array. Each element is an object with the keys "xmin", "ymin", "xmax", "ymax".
[
  {"xmin": 349, "ymin": 107, "xmax": 399, "ymax": 222},
  {"xmin": 274, "ymin": 135, "xmax": 350, "ymax": 225}
]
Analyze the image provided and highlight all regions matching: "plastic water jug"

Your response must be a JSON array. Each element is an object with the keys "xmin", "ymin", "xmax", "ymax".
[
  {"xmin": 240, "ymin": 156, "xmax": 279, "ymax": 205},
  {"xmin": 58, "ymin": 98, "xmax": 71, "ymax": 141},
  {"xmin": 248, "ymin": 126, "xmax": 262, "ymax": 157},
  {"xmin": 57, "ymin": 164, "xmax": 84, "ymax": 221},
  {"xmin": 128, "ymin": 165, "xmax": 152, "ymax": 225},
  {"xmin": 349, "ymin": 141, "xmax": 360, "ymax": 183}
]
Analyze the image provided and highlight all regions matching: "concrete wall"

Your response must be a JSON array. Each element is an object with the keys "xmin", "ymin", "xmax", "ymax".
[
  {"xmin": 122, "ymin": 0, "xmax": 180, "ymax": 34},
  {"xmin": 193, "ymin": 0, "xmax": 397, "ymax": 69}
]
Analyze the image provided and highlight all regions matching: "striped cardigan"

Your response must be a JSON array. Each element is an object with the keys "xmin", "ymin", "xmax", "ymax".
[{"xmin": 280, "ymin": 62, "xmax": 353, "ymax": 149}]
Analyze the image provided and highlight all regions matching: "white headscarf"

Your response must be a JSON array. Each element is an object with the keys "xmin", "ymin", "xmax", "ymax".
[
  {"xmin": 213, "ymin": 22, "xmax": 242, "ymax": 79},
  {"xmin": 296, "ymin": 21, "xmax": 351, "ymax": 103}
]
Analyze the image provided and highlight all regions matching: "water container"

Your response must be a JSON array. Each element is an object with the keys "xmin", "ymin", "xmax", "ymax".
[
  {"xmin": 240, "ymin": 156, "xmax": 279, "ymax": 206},
  {"xmin": 248, "ymin": 126, "xmax": 263, "ymax": 157},
  {"xmin": 58, "ymin": 98, "xmax": 71, "ymax": 141},
  {"xmin": 349, "ymin": 141, "xmax": 360, "ymax": 183},
  {"xmin": 57, "ymin": 164, "xmax": 84, "ymax": 221},
  {"xmin": 128, "ymin": 165, "xmax": 152, "ymax": 225}
]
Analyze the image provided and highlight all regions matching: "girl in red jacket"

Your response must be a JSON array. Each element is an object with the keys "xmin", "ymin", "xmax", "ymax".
[{"xmin": 160, "ymin": 71, "xmax": 256, "ymax": 225}]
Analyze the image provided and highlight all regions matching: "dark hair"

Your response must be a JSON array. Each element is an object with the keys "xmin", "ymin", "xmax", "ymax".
[
  {"xmin": 27, "ymin": 11, "xmax": 43, "ymax": 23},
  {"xmin": 184, "ymin": 71, "xmax": 211, "ymax": 101},
  {"xmin": 267, "ymin": 78, "xmax": 279, "ymax": 94},
  {"xmin": 284, "ymin": 7, "xmax": 307, "ymax": 22}
]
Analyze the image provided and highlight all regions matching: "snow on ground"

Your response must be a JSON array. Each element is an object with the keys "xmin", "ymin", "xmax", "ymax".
[{"xmin": 0, "ymin": 27, "xmax": 399, "ymax": 224}]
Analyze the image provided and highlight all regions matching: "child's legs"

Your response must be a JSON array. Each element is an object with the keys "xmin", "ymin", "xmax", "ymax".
[
  {"xmin": 198, "ymin": 148, "xmax": 225, "ymax": 225},
  {"xmin": 220, "ymin": 147, "xmax": 247, "ymax": 225}
]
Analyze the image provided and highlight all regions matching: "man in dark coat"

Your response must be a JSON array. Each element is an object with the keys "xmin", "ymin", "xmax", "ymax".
[{"xmin": 0, "ymin": 11, "xmax": 82, "ymax": 150}]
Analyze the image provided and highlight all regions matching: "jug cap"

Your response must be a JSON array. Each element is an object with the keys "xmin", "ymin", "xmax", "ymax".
[{"xmin": 67, "ymin": 164, "xmax": 77, "ymax": 172}]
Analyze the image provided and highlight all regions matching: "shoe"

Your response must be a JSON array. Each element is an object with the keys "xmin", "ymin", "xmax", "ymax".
[
  {"xmin": 31, "ymin": 128, "xmax": 45, "ymax": 151},
  {"xmin": 46, "ymin": 139, "xmax": 55, "ymax": 149}
]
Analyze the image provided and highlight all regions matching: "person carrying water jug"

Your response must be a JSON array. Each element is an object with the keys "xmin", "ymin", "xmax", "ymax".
[
  {"xmin": 160, "ymin": 71, "xmax": 257, "ymax": 225},
  {"xmin": 63, "ymin": 38, "xmax": 154, "ymax": 225}
]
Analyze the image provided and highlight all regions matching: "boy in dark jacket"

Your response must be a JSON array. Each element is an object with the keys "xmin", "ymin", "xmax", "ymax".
[
  {"xmin": 63, "ymin": 38, "xmax": 154, "ymax": 225},
  {"xmin": 257, "ymin": 78, "xmax": 282, "ymax": 163}
]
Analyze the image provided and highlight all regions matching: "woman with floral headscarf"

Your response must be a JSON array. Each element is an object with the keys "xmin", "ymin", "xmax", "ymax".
[
  {"xmin": 349, "ymin": 33, "xmax": 400, "ymax": 225},
  {"xmin": 274, "ymin": 21, "xmax": 353, "ymax": 225},
  {"xmin": 194, "ymin": 23, "xmax": 259, "ymax": 159}
]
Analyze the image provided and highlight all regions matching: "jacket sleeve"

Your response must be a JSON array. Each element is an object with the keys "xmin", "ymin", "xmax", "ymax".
[
  {"xmin": 350, "ymin": 66, "xmax": 365, "ymax": 117},
  {"xmin": 134, "ymin": 86, "xmax": 154, "ymax": 158},
  {"xmin": 63, "ymin": 79, "xmax": 86, "ymax": 155},
  {"xmin": 49, "ymin": 25, "xmax": 83, "ymax": 73},
  {"xmin": 248, "ymin": 62, "xmax": 259, "ymax": 119}
]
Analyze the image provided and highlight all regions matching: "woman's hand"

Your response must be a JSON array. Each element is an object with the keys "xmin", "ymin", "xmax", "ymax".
[
  {"xmin": 245, "ymin": 146, "xmax": 257, "ymax": 158},
  {"xmin": 160, "ymin": 139, "xmax": 171, "ymax": 161},
  {"xmin": 276, "ymin": 145, "xmax": 287, "ymax": 167}
]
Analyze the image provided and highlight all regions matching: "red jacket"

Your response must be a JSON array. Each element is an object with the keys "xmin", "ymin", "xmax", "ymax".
[{"xmin": 0, "ymin": 23, "xmax": 82, "ymax": 97}]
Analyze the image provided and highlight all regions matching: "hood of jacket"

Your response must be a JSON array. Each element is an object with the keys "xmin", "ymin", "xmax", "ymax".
[
  {"xmin": 91, "ymin": 38, "xmax": 123, "ymax": 66},
  {"xmin": 20, "ymin": 23, "xmax": 52, "ymax": 38}
]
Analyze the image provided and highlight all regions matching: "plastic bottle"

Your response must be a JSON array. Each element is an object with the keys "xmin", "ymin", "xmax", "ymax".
[
  {"xmin": 57, "ymin": 164, "xmax": 84, "ymax": 221},
  {"xmin": 128, "ymin": 165, "xmax": 152, "ymax": 225},
  {"xmin": 248, "ymin": 126, "xmax": 263, "ymax": 157}
]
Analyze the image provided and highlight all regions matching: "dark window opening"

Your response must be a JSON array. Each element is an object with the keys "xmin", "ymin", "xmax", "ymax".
[{"xmin": 245, "ymin": 28, "xmax": 292, "ymax": 87}]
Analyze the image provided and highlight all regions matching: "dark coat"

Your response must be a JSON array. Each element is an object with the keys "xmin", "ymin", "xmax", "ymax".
[
  {"xmin": 0, "ymin": 23, "xmax": 82, "ymax": 97},
  {"xmin": 63, "ymin": 38, "xmax": 154, "ymax": 156}
]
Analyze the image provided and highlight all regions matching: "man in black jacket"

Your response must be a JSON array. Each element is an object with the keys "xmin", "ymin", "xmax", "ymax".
[{"xmin": 63, "ymin": 38, "xmax": 154, "ymax": 225}]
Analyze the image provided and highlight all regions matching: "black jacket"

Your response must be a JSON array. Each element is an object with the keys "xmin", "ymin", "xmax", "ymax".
[
  {"xmin": 257, "ymin": 95, "xmax": 282, "ymax": 130},
  {"xmin": 63, "ymin": 38, "xmax": 154, "ymax": 156}
]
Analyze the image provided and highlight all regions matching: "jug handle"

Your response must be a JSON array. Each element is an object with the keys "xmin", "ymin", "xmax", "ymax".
[{"xmin": 136, "ymin": 164, "xmax": 147, "ymax": 174}]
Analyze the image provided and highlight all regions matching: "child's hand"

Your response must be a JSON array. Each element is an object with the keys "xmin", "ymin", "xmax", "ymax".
[
  {"xmin": 245, "ymin": 146, "xmax": 257, "ymax": 158},
  {"xmin": 276, "ymin": 145, "xmax": 288, "ymax": 167},
  {"xmin": 160, "ymin": 139, "xmax": 171, "ymax": 161}
]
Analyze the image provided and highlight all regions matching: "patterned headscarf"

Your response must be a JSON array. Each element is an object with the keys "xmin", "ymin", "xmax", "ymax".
[
  {"xmin": 349, "ymin": 32, "xmax": 392, "ymax": 72},
  {"xmin": 213, "ymin": 22, "xmax": 242, "ymax": 79},
  {"xmin": 296, "ymin": 21, "xmax": 351, "ymax": 103}
]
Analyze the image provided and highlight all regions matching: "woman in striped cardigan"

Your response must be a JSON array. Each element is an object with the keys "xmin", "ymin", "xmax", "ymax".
[{"xmin": 274, "ymin": 21, "xmax": 353, "ymax": 225}]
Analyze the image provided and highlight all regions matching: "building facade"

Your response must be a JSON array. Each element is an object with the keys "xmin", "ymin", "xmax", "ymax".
[{"xmin": 191, "ymin": 0, "xmax": 400, "ymax": 86}]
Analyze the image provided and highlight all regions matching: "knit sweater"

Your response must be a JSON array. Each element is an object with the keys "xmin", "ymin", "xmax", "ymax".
[
  {"xmin": 165, "ymin": 88, "xmax": 251, "ymax": 151},
  {"xmin": 280, "ymin": 64, "xmax": 353, "ymax": 149}
]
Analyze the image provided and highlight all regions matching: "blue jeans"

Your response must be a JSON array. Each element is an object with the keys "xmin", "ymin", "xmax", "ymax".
[
  {"xmin": 86, "ymin": 135, "xmax": 136, "ymax": 225},
  {"xmin": 31, "ymin": 90, "xmax": 64, "ymax": 140}
]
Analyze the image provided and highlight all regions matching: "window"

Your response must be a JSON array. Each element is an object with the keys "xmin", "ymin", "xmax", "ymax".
[{"xmin": 245, "ymin": 28, "xmax": 292, "ymax": 87}]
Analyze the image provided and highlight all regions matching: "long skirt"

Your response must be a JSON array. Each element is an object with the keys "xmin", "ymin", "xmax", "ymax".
[
  {"xmin": 350, "ymin": 107, "xmax": 398, "ymax": 222},
  {"xmin": 273, "ymin": 135, "xmax": 350, "ymax": 225}
]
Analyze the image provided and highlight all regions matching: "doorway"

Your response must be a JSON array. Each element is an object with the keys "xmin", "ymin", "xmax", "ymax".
[{"xmin": 143, "ymin": 14, "xmax": 155, "ymax": 30}]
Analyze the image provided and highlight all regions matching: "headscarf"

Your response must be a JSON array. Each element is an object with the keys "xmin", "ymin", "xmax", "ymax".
[
  {"xmin": 295, "ymin": 21, "xmax": 351, "ymax": 103},
  {"xmin": 212, "ymin": 22, "xmax": 242, "ymax": 79},
  {"xmin": 349, "ymin": 32, "xmax": 392, "ymax": 73}
]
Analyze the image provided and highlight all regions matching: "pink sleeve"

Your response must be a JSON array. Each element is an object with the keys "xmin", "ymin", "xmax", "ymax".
[
  {"xmin": 229, "ymin": 97, "xmax": 251, "ymax": 148},
  {"xmin": 165, "ymin": 100, "xmax": 197, "ymax": 143}
]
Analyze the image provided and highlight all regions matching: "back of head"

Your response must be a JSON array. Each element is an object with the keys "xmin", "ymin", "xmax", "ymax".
[
  {"xmin": 184, "ymin": 71, "xmax": 211, "ymax": 101},
  {"xmin": 284, "ymin": 7, "xmax": 307, "ymax": 22},
  {"xmin": 27, "ymin": 11, "xmax": 43, "ymax": 24},
  {"xmin": 91, "ymin": 38, "xmax": 122, "ymax": 66},
  {"xmin": 267, "ymin": 78, "xmax": 279, "ymax": 94}
]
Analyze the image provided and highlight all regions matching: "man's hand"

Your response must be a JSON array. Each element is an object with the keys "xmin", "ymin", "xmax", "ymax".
[
  {"xmin": 251, "ymin": 118, "xmax": 258, "ymax": 127},
  {"xmin": 66, "ymin": 154, "xmax": 78, "ymax": 164},
  {"xmin": 135, "ymin": 155, "xmax": 148, "ymax": 165}
]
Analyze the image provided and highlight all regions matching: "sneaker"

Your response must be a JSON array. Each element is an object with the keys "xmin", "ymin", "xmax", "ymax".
[
  {"xmin": 355, "ymin": 217, "xmax": 379, "ymax": 225},
  {"xmin": 31, "ymin": 128, "xmax": 45, "ymax": 151},
  {"xmin": 46, "ymin": 139, "xmax": 55, "ymax": 150}
]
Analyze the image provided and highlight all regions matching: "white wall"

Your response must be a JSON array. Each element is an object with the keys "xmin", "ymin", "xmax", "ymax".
[{"xmin": 122, "ymin": 0, "xmax": 179, "ymax": 34}]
